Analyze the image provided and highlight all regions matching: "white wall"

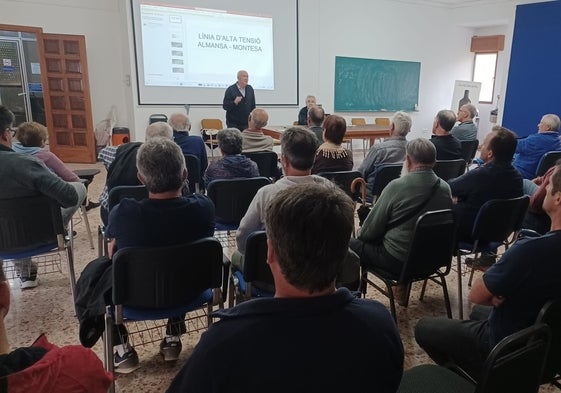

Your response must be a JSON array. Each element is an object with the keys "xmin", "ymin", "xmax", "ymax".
[{"xmin": 1, "ymin": 0, "xmax": 544, "ymax": 143}]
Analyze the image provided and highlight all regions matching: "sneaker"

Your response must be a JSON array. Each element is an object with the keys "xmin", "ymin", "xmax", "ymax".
[
  {"xmin": 466, "ymin": 254, "xmax": 496, "ymax": 268},
  {"xmin": 85, "ymin": 200, "xmax": 101, "ymax": 211},
  {"xmin": 160, "ymin": 336, "xmax": 182, "ymax": 361},
  {"xmin": 20, "ymin": 276, "xmax": 38, "ymax": 289},
  {"xmin": 114, "ymin": 345, "xmax": 140, "ymax": 374}
]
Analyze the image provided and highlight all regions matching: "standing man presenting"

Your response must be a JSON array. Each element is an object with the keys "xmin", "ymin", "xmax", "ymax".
[{"xmin": 223, "ymin": 70, "xmax": 256, "ymax": 131}]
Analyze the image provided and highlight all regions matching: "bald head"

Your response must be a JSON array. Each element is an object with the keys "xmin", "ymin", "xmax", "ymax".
[
  {"xmin": 249, "ymin": 108, "xmax": 268, "ymax": 129},
  {"xmin": 169, "ymin": 113, "xmax": 191, "ymax": 132}
]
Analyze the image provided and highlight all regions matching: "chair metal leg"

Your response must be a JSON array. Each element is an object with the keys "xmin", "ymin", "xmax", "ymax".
[
  {"xmin": 457, "ymin": 253, "xmax": 463, "ymax": 320},
  {"xmin": 420, "ymin": 279, "xmax": 428, "ymax": 301},
  {"xmin": 385, "ymin": 281, "xmax": 398, "ymax": 324},
  {"xmin": 103, "ymin": 305, "xmax": 115, "ymax": 393},
  {"xmin": 80, "ymin": 205, "xmax": 95, "ymax": 249},
  {"xmin": 468, "ymin": 266, "xmax": 476, "ymax": 287},
  {"xmin": 440, "ymin": 276, "xmax": 453, "ymax": 319},
  {"xmin": 66, "ymin": 246, "xmax": 78, "ymax": 315}
]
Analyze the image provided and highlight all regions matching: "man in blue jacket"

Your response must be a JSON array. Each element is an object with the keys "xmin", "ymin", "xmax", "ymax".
[{"xmin": 513, "ymin": 113, "xmax": 561, "ymax": 179}]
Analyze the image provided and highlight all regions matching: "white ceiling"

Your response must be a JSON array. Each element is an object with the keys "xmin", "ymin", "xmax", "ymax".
[{"xmin": 392, "ymin": 0, "xmax": 515, "ymax": 8}]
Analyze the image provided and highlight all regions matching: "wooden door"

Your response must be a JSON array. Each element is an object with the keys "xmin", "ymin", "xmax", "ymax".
[{"xmin": 42, "ymin": 33, "xmax": 95, "ymax": 163}]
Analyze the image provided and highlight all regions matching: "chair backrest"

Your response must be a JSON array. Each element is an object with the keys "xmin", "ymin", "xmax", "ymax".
[
  {"xmin": 317, "ymin": 170, "xmax": 362, "ymax": 200},
  {"xmin": 535, "ymin": 298, "xmax": 561, "ymax": 384},
  {"xmin": 201, "ymin": 118, "xmax": 223, "ymax": 130},
  {"xmin": 0, "ymin": 195, "xmax": 64, "ymax": 254},
  {"xmin": 400, "ymin": 209, "xmax": 456, "ymax": 282},
  {"xmin": 206, "ymin": 177, "xmax": 272, "ymax": 226},
  {"xmin": 351, "ymin": 117, "xmax": 366, "ymax": 125},
  {"xmin": 149, "ymin": 114, "xmax": 167, "ymax": 124},
  {"xmin": 184, "ymin": 154, "xmax": 201, "ymax": 193},
  {"xmin": 370, "ymin": 163, "xmax": 403, "ymax": 201},
  {"xmin": 107, "ymin": 185, "xmax": 148, "ymax": 211},
  {"xmin": 112, "ymin": 237, "xmax": 223, "ymax": 308},
  {"xmin": 433, "ymin": 159, "xmax": 466, "ymax": 181},
  {"xmin": 471, "ymin": 195, "xmax": 529, "ymax": 246},
  {"xmin": 375, "ymin": 117, "xmax": 391, "ymax": 126},
  {"xmin": 460, "ymin": 139, "xmax": 479, "ymax": 165},
  {"xmin": 476, "ymin": 323, "xmax": 551, "ymax": 393},
  {"xmin": 243, "ymin": 230, "xmax": 273, "ymax": 286},
  {"xmin": 536, "ymin": 151, "xmax": 561, "ymax": 177},
  {"xmin": 243, "ymin": 151, "xmax": 280, "ymax": 180}
]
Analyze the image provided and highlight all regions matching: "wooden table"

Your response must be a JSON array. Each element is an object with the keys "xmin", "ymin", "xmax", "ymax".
[{"xmin": 263, "ymin": 124, "xmax": 391, "ymax": 147}]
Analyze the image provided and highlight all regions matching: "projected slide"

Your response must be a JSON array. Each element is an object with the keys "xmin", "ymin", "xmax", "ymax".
[{"xmin": 140, "ymin": 3, "xmax": 274, "ymax": 90}]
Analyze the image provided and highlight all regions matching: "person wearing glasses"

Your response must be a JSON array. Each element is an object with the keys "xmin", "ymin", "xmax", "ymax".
[{"xmin": 451, "ymin": 103, "xmax": 478, "ymax": 141}]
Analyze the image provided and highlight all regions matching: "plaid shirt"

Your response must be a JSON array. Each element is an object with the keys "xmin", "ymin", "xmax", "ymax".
[{"xmin": 97, "ymin": 146, "xmax": 118, "ymax": 211}]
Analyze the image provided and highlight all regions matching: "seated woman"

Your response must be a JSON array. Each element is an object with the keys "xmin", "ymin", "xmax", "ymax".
[
  {"xmin": 297, "ymin": 95, "xmax": 316, "ymax": 125},
  {"xmin": 203, "ymin": 128, "xmax": 260, "ymax": 185},
  {"xmin": 13, "ymin": 122, "xmax": 99, "ymax": 210},
  {"xmin": 311, "ymin": 114, "xmax": 353, "ymax": 174}
]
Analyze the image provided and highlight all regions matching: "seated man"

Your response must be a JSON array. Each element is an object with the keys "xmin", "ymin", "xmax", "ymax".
[
  {"xmin": 76, "ymin": 138, "xmax": 215, "ymax": 373},
  {"xmin": 241, "ymin": 108, "xmax": 274, "ymax": 152},
  {"xmin": 449, "ymin": 126, "xmax": 523, "ymax": 245},
  {"xmin": 169, "ymin": 112, "xmax": 208, "ymax": 183},
  {"xmin": 350, "ymin": 138, "xmax": 453, "ymax": 304},
  {"xmin": 0, "ymin": 106, "xmax": 86, "ymax": 289},
  {"xmin": 98, "ymin": 122, "xmax": 173, "ymax": 225},
  {"xmin": 513, "ymin": 113, "xmax": 561, "ymax": 179},
  {"xmin": 430, "ymin": 109, "xmax": 463, "ymax": 160},
  {"xmin": 167, "ymin": 183, "xmax": 404, "ymax": 393},
  {"xmin": 415, "ymin": 161, "xmax": 561, "ymax": 380},
  {"xmin": 233, "ymin": 127, "xmax": 360, "ymax": 289},
  {"xmin": 298, "ymin": 94, "xmax": 316, "ymax": 125},
  {"xmin": 521, "ymin": 160, "xmax": 560, "ymax": 234},
  {"xmin": 203, "ymin": 128, "xmax": 259, "ymax": 185},
  {"xmin": 306, "ymin": 104, "xmax": 325, "ymax": 142},
  {"xmin": 358, "ymin": 111, "xmax": 411, "ymax": 201},
  {"xmin": 0, "ymin": 269, "xmax": 112, "ymax": 392},
  {"xmin": 451, "ymin": 103, "xmax": 478, "ymax": 141}
]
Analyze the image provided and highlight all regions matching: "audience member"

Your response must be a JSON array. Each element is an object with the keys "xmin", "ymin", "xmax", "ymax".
[
  {"xmin": 311, "ymin": 114, "xmax": 352, "ymax": 173},
  {"xmin": 222, "ymin": 70, "xmax": 256, "ymax": 131},
  {"xmin": 241, "ymin": 108, "xmax": 274, "ymax": 152},
  {"xmin": 358, "ymin": 111, "xmax": 411, "ymax": 201},
  {"xmin": 233, "ymin": 127, "xmax": 360, "ymax": 289},
  {"xmin": 451, "ymin": 104, "xmax": 478, "ymax": 141},
  {"xmin": 167, "ymin": 183, "xmax": 404, "ymax": 393},
  {"xmin": 415, "ymin": 161, "xmax": 561, "ymax": 380},
  {"xmin": 350, "ymin": 138, "xmax": 452, "ymax": 305},
  {"xmin": 169, "ymin": 113, "xmax": 208, "ymax": 183},
  {"xmin": 430, "ymin": 109, "xmax": 463, "ymax": 160},
  {"xmin": 307, "ymin": 105, "xmax": 325, "ymax": 141},
  {"xmin": 297, "ymin": 94, "xmax": 317, "ymax": 125},
  {"xmin": 98, "ymin": 121, "xmax": 173, "ymax": 225},
  {"xmin": 13, "ymin": 121, "xmax": 99, "ymax": 211},
  {"xmin": 449, "ymin": 126, "xmax": 523, "ymax": 246},
  {"xmin": 203, "ymin": 128, "xmax": 259, "ymax": 185},
  {"xmin": 521, "ymin": 160, "xmax": 560, "ymax": 234},
  {"xmin": 0, "ymin": 269, "xmax": 112, "ymax": 392},
  {"xmin": 513, "ymin": 113, "xmax": 561, "ymax": 179},
  {"xmin": 75, "ymin": 138, "xmax": 215, "ymax": 373},
  {"xmin": 0, "ymin": 106, "xmax": 85, "ymax": 289}
]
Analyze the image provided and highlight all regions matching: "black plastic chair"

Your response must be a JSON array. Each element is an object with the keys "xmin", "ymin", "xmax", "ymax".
[
  {"xmin": 97, "ymin": 185, "xmax": 148, "ymax": 257},
  {"xmin": 398, "ymin": 323, "xmax": 551, "ymax": 393},
  {"xmin": 317, "ymin": 170, "xmax": 362, "ymax": 201},
  {"xmin": 206, "ymin": 177, "xmax": 271, "ymax": 248},
  {"xmin": 434, "ymin": 159, "xmax": 466, "ymax": 181},
  {"xmin": 228, "ymin": 230, "xmax": 273, "ymax": 307},
  {"xmin": 460, "ymin": 139, "xmax": 479, "ymax": 169},
  {"xmin": 361, "ymin": 209, "xmax": 456, "ymax": 323},
  {"xmin": 184, "ymin": 154, "xmax": 202, "ymax": 193},
  {"xmin": 0, "ymin": 195, "xmax": 77, "ymax": 306},
  {"xmin": 103, "ymin": 237, "xmax": 224, "ymax": 388},
  {"xmin": 536, "ymin": 150, "xmax": 561, "ymax": 177},
  {"xmin": 243, "ymin": 151, "xmax": 280, "ymax": 181},
  {"xmin": 535, "ymin": 299, "xmax": 561, "ymax": 388},
  {"xmin": 369, "ymin": 163, "xmax": 403, "ymax": 203},
  {"xmin": 148, "ymin": 114, "xmax": 167, "ymax": 124},
  {"xmin": 456, "ymin": 195, "xmax": 529, "ymax": 319}
]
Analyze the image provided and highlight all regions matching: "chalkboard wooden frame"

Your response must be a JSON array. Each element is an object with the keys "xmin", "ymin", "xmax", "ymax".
[{"xmin": 334, "ymin": 56, "xmax": 421, "ymax": 112}]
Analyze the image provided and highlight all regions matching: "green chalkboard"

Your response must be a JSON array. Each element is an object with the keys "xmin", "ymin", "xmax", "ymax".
[{"xmin": 334, "ymin": 56, "xmax": 420, "ymax": 112}]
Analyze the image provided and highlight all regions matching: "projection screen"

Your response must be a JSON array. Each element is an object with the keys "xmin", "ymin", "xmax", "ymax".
[{"xmin": 130, "ymin": 0, "xmax": 299, "ymax": 106}]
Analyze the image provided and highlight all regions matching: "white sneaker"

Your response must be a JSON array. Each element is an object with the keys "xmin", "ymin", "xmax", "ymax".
[{"xmin": 20, "ymin": 277, "xmax": 38, "ymax": 289}]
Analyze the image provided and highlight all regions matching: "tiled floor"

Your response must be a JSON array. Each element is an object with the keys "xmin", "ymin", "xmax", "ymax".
[{"xmin": 4, "ymin": 150, "xmax": 559, "ymax": 392}]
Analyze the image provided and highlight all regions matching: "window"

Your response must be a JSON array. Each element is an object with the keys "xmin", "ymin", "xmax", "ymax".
[{"xmin": 473, "ymin": 52, "xmax": 497, "ymax": 103}]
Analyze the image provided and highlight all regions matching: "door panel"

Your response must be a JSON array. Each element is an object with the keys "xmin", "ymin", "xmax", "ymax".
[
  {"xmin": 42, "ymin": 33, "xmax": 95, "ymax": 163},
  {"xmin": 0, "ymin": 39, "xmax": 26, "ymax": 125}
]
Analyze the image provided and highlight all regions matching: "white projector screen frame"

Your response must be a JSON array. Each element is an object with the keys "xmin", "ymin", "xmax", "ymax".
[{"xmin": 130, "ymin": 0, "xmax": 299, "ymax": 106}]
